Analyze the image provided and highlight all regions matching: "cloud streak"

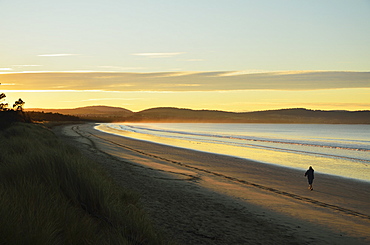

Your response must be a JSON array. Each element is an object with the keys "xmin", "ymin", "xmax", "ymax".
[
  {"xmin": 132, "ymin": 52, "xmax": 185, "ymax": 58},
  {"xmin": 38, "ymin": 54, "xmax": 79, "ymax": 57},
  {"xmin": 0, "ymin": 71, "xmax": 369, "ymax": 92},
  {"xmin": 13, "ymin": 65, "xmax": 43, "ymax": 67}
]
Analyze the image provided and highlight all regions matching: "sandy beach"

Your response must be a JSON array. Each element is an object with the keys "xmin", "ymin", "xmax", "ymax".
[{"xmin": 54, "ymin": 123, "xmax": 370, "ymax": 245}]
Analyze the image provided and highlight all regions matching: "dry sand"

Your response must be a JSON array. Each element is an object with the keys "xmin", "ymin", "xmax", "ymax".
[{"xmin": 54, "ymin": 123, "xmax": 370, "ymax": 245}]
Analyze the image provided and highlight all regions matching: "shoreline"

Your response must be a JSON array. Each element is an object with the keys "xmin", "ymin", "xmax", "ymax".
[
  {"xmin": 54, "ymin": 123, "xmax": 370, "ymax": 244},
  {"xmin": 95, "ymin": 123, "xmax": 370, "ymax": 183},
  {"xmin": 98, "ymin": 123, "xmax": 370, "ymax": 185}
]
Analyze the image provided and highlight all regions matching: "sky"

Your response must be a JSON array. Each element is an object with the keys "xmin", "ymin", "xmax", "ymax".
[{"xmin": 1, "ymin": 0, "xmax": 369, "ymax": 112}]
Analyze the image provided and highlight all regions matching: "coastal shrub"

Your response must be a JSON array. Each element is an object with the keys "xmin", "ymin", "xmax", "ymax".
[
  {"xmin": 0, "ymin": 123, "xmax": 169, "ymax": 244},
  {"xmin": 0, "ymin": 110, "xmax": 31, "ymax": 128}
]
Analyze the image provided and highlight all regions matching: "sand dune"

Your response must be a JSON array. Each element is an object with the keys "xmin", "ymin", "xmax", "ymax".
[{"xmin": 54, "ymin": 123, "xmax": 370, "ymax": 245}]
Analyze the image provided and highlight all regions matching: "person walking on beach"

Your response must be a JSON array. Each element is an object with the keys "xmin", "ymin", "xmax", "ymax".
[{"xmin": 304, "ymin": 166, "xmax": 314, "ymax": 191}]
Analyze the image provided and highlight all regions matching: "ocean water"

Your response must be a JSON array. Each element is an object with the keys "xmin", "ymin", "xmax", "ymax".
[{"xmin": 98, "ymin": 123, "xmax": 370, "ymax": 182}]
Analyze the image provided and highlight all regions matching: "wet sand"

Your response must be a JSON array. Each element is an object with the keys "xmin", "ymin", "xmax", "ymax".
[{"xmin": 54, "ymin": 123, "xmax": 370, "ymax": 245}]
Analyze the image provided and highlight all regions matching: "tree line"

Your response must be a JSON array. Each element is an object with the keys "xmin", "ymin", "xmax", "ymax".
[{"xmin": 0, "ymin": 84, "xmax": 30, "ymax": 127}]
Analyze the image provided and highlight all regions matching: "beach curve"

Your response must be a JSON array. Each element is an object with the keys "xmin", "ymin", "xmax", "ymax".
[{"xmin": 54, "ymin": 123, "xmax": 370, "ymax": 245}]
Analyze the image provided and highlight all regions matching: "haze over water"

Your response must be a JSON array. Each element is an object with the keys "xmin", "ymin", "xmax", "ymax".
[{"xmin": 98, "ymin": 123, "xmax": 370, "ymax": 182}]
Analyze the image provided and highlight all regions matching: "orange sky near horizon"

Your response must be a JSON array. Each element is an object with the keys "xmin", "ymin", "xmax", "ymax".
[
  {"xmin": 1, "ymin": 71, "xmax": 369, "ymax": 112},
  {"xmin": 1, "ymin": 77, "xmax": 369, "ymax": 112}
]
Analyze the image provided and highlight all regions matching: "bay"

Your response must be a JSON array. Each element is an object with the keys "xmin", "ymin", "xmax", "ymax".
[{"xmin": 97, "ymin": 123, "xmax": 370, "ymax": 182}]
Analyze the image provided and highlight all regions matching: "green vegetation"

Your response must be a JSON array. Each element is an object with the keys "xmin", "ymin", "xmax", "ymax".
[{"xmin": 0, "ymin": 123, "xmax": 169, "ymax": 244}]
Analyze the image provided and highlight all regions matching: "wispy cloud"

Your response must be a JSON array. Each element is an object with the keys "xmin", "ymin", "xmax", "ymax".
[
  {"xmin": 217, "ymin": 70, "xmax": 270, "ymax": 76},
  {"xmin": 0, "ymin": 68, "xmax": 12, "ymax": 71},
  {"xmin": 132, "ymin": 52, "xmax": 185, "ymax": 58},
  {"xmin": 151, "ymin": 72, "xmax": 198, "ymax": 78},
  {"xmin": 1, "ymin": 71, "xmax": 369, "ymax": 92},
  {"xmin": 13, "ymin": 65, "xmax": 43, "ymax": 67},
  {"xmin": 38, "ymin": 54, "xmax": 79, "ymax": 57}
]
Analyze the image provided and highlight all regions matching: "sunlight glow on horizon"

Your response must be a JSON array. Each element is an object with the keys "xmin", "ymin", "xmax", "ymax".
[{"xmin": 3, "ymin": 88, "xmax": 369, "ymax": 112}]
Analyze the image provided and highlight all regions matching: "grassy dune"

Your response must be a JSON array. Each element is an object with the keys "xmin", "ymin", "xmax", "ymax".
[{"xmin": 0, "ymin": 123, "xmax": 169, "ymax": 244}]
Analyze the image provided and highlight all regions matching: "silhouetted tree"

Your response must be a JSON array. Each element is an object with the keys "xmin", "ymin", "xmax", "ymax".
[
  {"xmin": 1, "ymin": 84, "xmax": 25, "ymax": 111},
  {"xmin": 13, "ymin": 98, "xmax": 25, "ymax": 111},
  {"xmin": 0, "ymin": 84, "xmax": 30, "ymax": 127},
  {"xmin": 0, "ymin": 93, "xmax": 8, "ymax": 111}
]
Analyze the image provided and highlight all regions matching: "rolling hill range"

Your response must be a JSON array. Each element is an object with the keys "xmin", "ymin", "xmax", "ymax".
[
  {"xmin": 125, "ymin": 107, "xmax": 370, "ymax": 124},
  {"xmin": 26, "ymin": 106, "xmax": 370, "ymax": 124}
]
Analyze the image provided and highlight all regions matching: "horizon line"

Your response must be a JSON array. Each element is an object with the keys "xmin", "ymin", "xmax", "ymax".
[{"xmin": 25, "ymin": 105, "xmax": 370, "ymax": 113}]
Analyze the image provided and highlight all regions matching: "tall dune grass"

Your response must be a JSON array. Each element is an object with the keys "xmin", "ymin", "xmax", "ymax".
[{"xmin": 0, "ymin": 123, "xmax": 169, "ymax": 244}]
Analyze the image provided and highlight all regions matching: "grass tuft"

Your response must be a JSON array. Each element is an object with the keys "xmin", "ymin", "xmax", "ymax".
[{"xmin": 0, "ymin": 123, "xmax": 170, "ymax": 244}]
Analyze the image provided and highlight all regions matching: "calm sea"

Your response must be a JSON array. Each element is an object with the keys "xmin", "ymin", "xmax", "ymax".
[{"xmin": 98, "ymin": 123, "xmax": 370, "ymax": 182}]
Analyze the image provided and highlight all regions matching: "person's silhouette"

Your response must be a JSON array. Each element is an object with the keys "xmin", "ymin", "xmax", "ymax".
[{"xmin": 304, "ymin": 166, "xmax": 314, "ymax": 191}]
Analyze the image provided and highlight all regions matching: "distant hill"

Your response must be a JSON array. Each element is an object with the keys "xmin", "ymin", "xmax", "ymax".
[
  {"xmin": 26, "ymin": 106, "xmax": 370, "ymax": 124},
  {"xmin": 126, "ymin": 107, "xmax": 370, "ymax": 124},
  {"xmin": 27, "ymin": 106, "xmax": 134, "ymax": 122}
]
